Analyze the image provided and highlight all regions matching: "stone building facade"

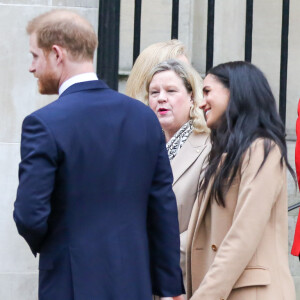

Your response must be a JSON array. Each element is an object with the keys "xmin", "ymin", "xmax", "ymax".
[{"xmin": 1, "ymin": 0, "xmax": 299, "ymax": 298}]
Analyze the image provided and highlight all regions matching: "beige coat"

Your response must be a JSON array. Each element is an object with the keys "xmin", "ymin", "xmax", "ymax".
[
  {"xmin": 153, "ymin": 132, "xmax": 210, "ymax": 300},
  {"xmin": 186, "ymin": 139, "xmax": 295, "ymax": 300},
  {"xmin": 171, "ymin": 131, "xmax": 210, "ymax": 287}
]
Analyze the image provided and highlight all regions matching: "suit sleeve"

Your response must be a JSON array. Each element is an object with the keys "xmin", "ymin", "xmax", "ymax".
[
  {"xmin": 191, "ymin": 140, "xmax": 284, "ymax": 300},
  {"xmin": 13, "ymin": 114, "xmax": 58, "ymax": 255},
  {"xmin": 291, "ymin": 99, "xmax": 300, "ymax": 255},
  {"xmin": 147, "ymin": 130, "xmax": 185, "ymax": 297}
]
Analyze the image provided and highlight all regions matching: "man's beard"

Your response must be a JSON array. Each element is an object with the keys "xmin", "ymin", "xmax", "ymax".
[{"xmin": 37, "ymin": 70, "xmax": 59, "ymax": 95}]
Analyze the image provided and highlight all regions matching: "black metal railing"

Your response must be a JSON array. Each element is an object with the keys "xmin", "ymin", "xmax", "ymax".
[
  {"xmin": 133, "ymin": 0, "xmax": 142, "ymax": 64},
  {"xmin": 171, "ymin": 0, "xmax": 179, "ymax": 39},
  {"xmin": 206, "ymin": 0, "xmax": 215, "ymax": 72},
  {"xmin": 245, "ymin": 0, "xmax": 253, "ymax": 62},
  {"xmin": 289, "ymin": 202, "xmax": 300, "ymax": 212},
  {"xmin": 96, "ymin": 0, "xmax": 121, "ymax": 91},
  {"xmin": 97, "ymin": 0, "xmax": 290, "ymax": 127},
  {"xmin": 279, "ymin": 0, "xmax": 290, "ymax": 126}
]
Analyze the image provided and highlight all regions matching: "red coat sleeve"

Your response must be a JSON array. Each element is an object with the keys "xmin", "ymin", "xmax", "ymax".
[{"xmin": 291, "ymin": 99, "xmax": 300, "ymax": 256}]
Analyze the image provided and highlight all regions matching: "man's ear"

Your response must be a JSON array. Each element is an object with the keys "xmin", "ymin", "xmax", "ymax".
[{"xmin": 51, "ymin": 45, "xmax": 65, "ymax": 64}]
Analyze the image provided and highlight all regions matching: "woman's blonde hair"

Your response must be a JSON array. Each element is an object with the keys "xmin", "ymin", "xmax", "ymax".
[
  {"xmin": 145, "ymin": 59, "xmax": 209, "ymax": 134},
  {"xmin": 125, "ymin": 40, "xmax": 187, "ymax": 101}
]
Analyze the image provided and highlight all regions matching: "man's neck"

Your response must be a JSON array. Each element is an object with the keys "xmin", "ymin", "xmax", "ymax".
[
  {"xmin": 58, "ymin": 72, "xmax": 98, "ymax": 95},
  {"xmin": 58, "ymin": 60, "xmax": 95, "ymax": 89}
]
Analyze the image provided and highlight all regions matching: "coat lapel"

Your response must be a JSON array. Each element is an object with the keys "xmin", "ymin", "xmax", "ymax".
[
  {"xmin": 189, "ymin": 155, "xmax": 226, "ymax": 245},
  {"xmin": 171, "ymin": 132, "xmax": 209, "ymax": 186},
  {"xmin": 186, "ymin": 178, "xmax": 213, "ymax": 298},
  {"xmin": 193, "ymin": 182, "xmax": 213, "ymax": 237},
  {"xmin": 187, "ymin": 178, "xmax": 213, "ymax": 248}
]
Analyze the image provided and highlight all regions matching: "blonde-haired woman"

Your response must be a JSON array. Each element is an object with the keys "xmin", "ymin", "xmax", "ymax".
[
  {"xmin": 126, "ymin": 40, "xmax": 188, "ymax": 101},
  {"xmin": 145, "ymin": 59, "xmax": 210, "ymax": 299}
]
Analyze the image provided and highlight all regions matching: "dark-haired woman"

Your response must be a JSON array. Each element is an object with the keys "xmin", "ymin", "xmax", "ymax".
[{"xmin": 185, "ymin": 61, "xmax": 296, "ymax": 300}]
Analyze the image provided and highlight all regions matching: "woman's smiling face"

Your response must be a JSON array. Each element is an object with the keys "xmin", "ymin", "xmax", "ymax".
[{"xmin": 200, "ymin": 74, "xmax": 230, "ymax": 129}]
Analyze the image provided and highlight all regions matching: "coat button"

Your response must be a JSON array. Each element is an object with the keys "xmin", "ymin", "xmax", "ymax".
[{"xmin": 211, "ymin": 244, "xmax": 217, "ymax": 251}]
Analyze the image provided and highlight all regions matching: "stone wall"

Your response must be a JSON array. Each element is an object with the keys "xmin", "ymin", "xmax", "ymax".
[
  {"xmin": 1, "ymin": 0, "xmax": 300, "ymax": 299},
  {"xmin": 0, "ymin": 1, "xmax": 99, "ymax": 299}
]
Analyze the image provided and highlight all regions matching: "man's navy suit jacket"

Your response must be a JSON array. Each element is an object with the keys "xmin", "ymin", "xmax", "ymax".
[{"xmin": 14, "ymin": 80, "xmax": 184, "ymax": 300}]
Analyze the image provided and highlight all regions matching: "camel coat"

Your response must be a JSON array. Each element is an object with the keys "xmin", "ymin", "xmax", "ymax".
[
  {"xmin": 171, "ymin": 131, "xmax": 210, "ymax": 288},
  {"xmin": 186, "ymin": 139, "xmax": 295, "ymax": 300},
  {"xmin": 153, "ymin": 131, "xmax": 210, "ymax": 300}
]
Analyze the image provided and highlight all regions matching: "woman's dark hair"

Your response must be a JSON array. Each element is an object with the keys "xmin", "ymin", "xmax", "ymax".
[{"xmin": 199, "ymin": 61, "xmax": 295, "ymax": 207}]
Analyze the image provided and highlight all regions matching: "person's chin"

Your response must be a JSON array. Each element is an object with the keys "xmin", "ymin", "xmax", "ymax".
[
  {"xmin": 39, "ymin": 88, "xmax": 57, "ymax": 95},
  {"xmin": 159, "ymin": 119, "xmax": 172, "ymax": 129},
  {"xmin": 205, "ymin": 118, "xmax": 214, "ymax": 129},
  {"xmin": 38, "ymin": 81, "xmax": 58, "ymax": 95},
  {"xmin": 207, "ymin": 119, "xmax": 220, "ymax": 130}
]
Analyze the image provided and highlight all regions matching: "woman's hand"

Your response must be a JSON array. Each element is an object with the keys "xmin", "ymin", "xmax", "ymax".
[
  {"xmin": 160, "ymin": 296, "xmax": 185, "ymax": 300},
  {"xmin": 173, "ymin": 295, "xmax": 185, "ymax": 300}
]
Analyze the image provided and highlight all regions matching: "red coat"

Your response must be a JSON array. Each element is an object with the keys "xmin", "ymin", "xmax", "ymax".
[{"xmin": 291, "ymin": 99, "xmax": 300, "ymax": 256}]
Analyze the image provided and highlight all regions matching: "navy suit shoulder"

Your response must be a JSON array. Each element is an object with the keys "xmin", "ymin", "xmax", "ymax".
[{"xmin": 31, "ymin": 80, "xmax": 162, "ymax": 140}]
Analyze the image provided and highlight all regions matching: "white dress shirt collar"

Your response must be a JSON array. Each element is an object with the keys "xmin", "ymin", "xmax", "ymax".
[{"xmin": 59, "ymin": 72, "xmax": 98, "ymax": 95}]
